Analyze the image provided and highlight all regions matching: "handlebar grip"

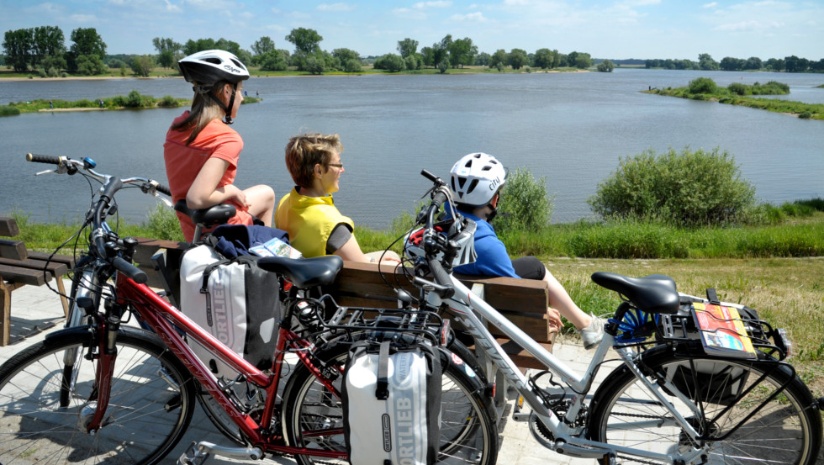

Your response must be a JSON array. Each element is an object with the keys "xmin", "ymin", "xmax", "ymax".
[
  {"xmin": 428, "ymin": 258, "xmax": 455, "ymax": 298},
  {"xmin": 112, "ymin": 256, "xmax": 148, "ymax": 284},
  {"xmin": 26, "ymin": 153, "xmax": 61, "ymax": 164},
  {"xmin": 156, "ymin": 184, "xmax": 172, "ymax": 196},
  {"xmin": 431, "ymin": 191, "xmax": 448, "ymax": 209},
  {"xmin": 421, "ymin": 169, "xmax": 439, "ymax": 183}
]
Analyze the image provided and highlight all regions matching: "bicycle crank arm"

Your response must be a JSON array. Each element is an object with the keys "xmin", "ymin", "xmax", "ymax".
[{"xmin": 178, "ymin": 441, "xmax": 264, "ymax": 465}]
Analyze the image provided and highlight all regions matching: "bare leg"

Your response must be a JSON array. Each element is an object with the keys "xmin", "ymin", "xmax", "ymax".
[
  {"xmin": 543, "ymin": 268, "xmax": 592, "ymax": 330},
  {"xmin": 244, "ymin": 185, "xmax": 275, "ymax": 226}
]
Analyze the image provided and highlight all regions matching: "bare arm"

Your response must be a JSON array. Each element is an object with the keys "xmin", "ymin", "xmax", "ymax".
[{"xmin": 186, "ymin": 157, "xmax": 247, "ymax": 209}]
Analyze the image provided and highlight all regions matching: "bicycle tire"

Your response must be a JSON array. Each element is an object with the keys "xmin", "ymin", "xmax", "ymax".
[
  {"xmin": 281, "ymin": 342, "xmax": 498, "ymax": 465},
  {"xmin": 0, "ymin": 326, "xmax": 197, "ymax": 465},
  {"xmin": 588, "ymin": 345, "xmax": 822, "ymax": 465}
]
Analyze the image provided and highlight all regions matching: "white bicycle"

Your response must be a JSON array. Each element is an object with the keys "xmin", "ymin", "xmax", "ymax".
[{"xmin": 398, "ymin": 169, "xmax": 822, "ymax": 465}]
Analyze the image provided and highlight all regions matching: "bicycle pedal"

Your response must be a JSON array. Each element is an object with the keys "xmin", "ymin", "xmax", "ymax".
[{"xmin": 178, "ymin": 440, "xmax": 264, "ymax": 464}]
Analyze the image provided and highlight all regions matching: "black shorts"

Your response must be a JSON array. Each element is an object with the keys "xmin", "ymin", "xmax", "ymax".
[{"xmin": 511, "ymin": 256, "xmax": 546, "ymax": 281}]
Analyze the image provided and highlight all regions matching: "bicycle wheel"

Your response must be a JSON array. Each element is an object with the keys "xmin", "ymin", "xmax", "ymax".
[
  {"xmin": 588, "ymin": 345, "xmax": 822, "ymax": 465},
  {"xmin": 281, "ymin": 342, "xmax": 498, "ymax": 465},
  {"xmin": 0, "ymin": 326, "xmax": 197, "ymax": 465}
]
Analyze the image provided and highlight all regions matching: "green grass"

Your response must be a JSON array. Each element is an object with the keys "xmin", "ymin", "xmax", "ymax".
[{"xmin": 4, "ymin": 93, "xmax": 260, "ymax": 115}]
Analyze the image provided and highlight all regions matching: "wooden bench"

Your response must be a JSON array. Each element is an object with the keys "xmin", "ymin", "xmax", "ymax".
[
  {"xmin": 0, "ymin": 217, "xmax": 75, "ymax": 345},
  {"xmin": 131, "ymin": 238, "xmax": 190, "ymax": 306},
  {"xmin": 326, "ymin": 261, "xmax": 557, "ymax": 365}
]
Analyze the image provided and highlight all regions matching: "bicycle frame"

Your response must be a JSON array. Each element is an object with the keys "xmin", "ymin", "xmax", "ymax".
[
  {"xmin": 432, "ymin": 275, "xmax": 706, "ymax": 464},
  {"xmin": 108, "ymin": 272, "xmax": 348, "ymax": 460}
]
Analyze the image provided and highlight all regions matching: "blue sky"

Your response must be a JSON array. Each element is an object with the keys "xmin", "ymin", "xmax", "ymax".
[{"xmin": 2, "ymin": 0, "xmax": 822, "ymax": 60}]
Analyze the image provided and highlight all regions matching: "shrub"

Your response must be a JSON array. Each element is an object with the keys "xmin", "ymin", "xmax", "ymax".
[
  {"xmin": 688, "ymin": 77, "xmax": 718, "ymax": 94},
  {"xmin": 0, "ymin": 106, "xmax": 21, "ymax": 117},
  {"xmin": 589, "ymin": 147, "xmax": 757, "ymax": 227},
  {"xmin": 159, "ymin": 95, "xmax": 180, "ymax": 108},
  {"xmin": 145, "ymin": 203, "xmax": 184, "ymax": 241},
  {"xmin": 728, "ymin": 82, "xmax": 748, "ymax": 96},
  {"xmin": 496, "ymin": 168, "xmax": 553, "ymax": 234}
]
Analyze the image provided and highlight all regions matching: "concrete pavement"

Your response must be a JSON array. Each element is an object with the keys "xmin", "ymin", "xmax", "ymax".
[{"xmin": 0, "ymin": 278, "xmax": 609, "ymax": 464}]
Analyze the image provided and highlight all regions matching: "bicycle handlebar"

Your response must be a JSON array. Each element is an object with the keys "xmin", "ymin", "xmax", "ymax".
[{"xmin": 26, "ymin": 153, "xmax": 160, "ymax": 283}]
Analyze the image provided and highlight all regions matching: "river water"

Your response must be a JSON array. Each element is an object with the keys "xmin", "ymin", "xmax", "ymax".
[{"xmin": 1, "ymin": 69, "xmax": 822, "ymax": 229}]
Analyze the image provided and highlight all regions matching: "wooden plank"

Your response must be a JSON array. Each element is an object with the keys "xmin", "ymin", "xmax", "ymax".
[
  {"xmin": 0, "ymin": 239, "xmax": 27, "ymax": 260},
  {"xmin": 26, "ymin": 251, "xmax": 75, "ymax": 268},
  {"xmin": 0, "ymin": 257, "xmax": 68, "ymax": 278},
  {"xmin": 0, "ymin": 218, "xmax": 20, "ymax": 237},
  {"xmin": 470, "ymin": 338, "xmax": 555, "ymax": 370},
  {"xmin": 0, "ymin": 266, "xmax": 48, "ymax": 286}
]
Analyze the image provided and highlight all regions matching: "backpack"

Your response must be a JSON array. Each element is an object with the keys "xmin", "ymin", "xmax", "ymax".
[
  {"xmin": 342, "ymin": 339, "xmax": 442, "ymax": 465},
  {"xmin": 179, "ymin": 230, "xmax": 284, "ymax": 379}
]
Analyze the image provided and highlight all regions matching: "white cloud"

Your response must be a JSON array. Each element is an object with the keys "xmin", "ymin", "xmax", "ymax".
[
  {"xmin": 317, "ymin": 3, "xmax": 355, "ymax": 12},
  {"xmin": 702, "ymin": 2, "xmax": 718, "ymax": 8},
  {"xmin": 411, "ymin": 1, "xmax": 451, "ymax": 9},
  {"xmin": 451, "ymin": 12, "xmax": 487, "ymax": 22}
]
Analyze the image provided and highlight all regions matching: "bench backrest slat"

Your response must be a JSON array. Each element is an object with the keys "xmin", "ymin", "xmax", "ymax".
[
  {"xmin": 0, "ymin": 217, "xmax": 20, "ymax": 237},
  {"xmin": 0, "ymin": 239, "xmax": 28, "ymax": 261}
]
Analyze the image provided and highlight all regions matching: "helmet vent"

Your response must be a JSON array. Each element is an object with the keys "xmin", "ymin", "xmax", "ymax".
[
  {"xmin": 204, "ymin": 57, "xmax": 222, "ymax": 65},
  {"xmin": 466, "ymin": 179, "xmax": 479, "ymax": 194}
]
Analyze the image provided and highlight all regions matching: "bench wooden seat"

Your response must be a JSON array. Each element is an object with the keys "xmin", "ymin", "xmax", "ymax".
[{"xmin": 0, "ymin": 217, "xmax": 75, "ymax": 345}]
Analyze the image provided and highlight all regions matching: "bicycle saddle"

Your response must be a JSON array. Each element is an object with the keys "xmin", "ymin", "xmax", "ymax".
[
  {"xmin": 258, "ymin": 255, "xmax": 343, "ymax": 289},
  {"xmin": 591, "ymin": 272, "xmax": 680, "ymax": 314},
  {"xmin": 174, "ymin": 200, "xmax": 236, "ymax": 227}
]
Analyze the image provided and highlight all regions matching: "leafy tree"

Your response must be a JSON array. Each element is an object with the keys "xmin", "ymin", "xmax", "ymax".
[
  {"xmin": 533, "ymin": 48, "xmax": 554, "ymax": 69},
  {"xmin": 489, "ymin": 49, "xmax": 508, "ymax": 69},
  {"xmin": 397, "ymin": 38, "xmax": 418, "ymax": 58},
  {"xmin": 475, "ymin": 52, "xmax": 491, "ymax": 66},
  {"xmin": 437, "ymin": 57, "xmax": 450, "ymax": 74},
  {"xmin": 573, "ymin": 52, "xmax": 592, "ymax": 69},
  {"xmin": 765, "ymin": 58, "xmax": 784, "ymax": 72},
  {"xmin": 74, "ymin": 54, "xmax": 107, "ymax": 75},
  {"xmin": 3, "ymin": 29, "xmax": 34, "ymax": 72},
  {"xmin": 152, "ymin": 37, "xmax": 181, "ymax": 68},
  {"xmin": 257, "ymin": 49, "xmax": 289, "ymax": 71},
  {"xmin": 41, "ymin": 53, "xmax": 66, "ymax": 75},
  {"xmin": 688, "ymin": 77, "xmax": 718, "ymax": 94},
  {"xmin": 720, "ymin": 56, "xmax": 744, "ymax": 71},
  {"xmin": 698, "ymin": 53, "xmax": 719, "ymax": 70},
  {"xmin": 589, "ymin": 147, "xmax": 756, "ymax": 227},
  {"xmin": 182, "ymin": 38, "xmax": 216, "ymax": 55},
  {"xmin": 784, "ymin": 55, "xmax": 809, "ymax": 73},
  {"xmin": 68, "ymin": 28, "xmax": 106, "ymax": 74},
  {"xmin": 373, "ymin": 53, "xmax": 405, "ymax": 72},
  {"xmin": 285, "ymin": 28, "xmax": 323, "ymax": 55},
  {"xmin": 332, "ymin": 48, "xmax": 362, "ymax": 72},
  {"xmin": 251, "ymin": 36, "xmax": 276, "ymax": 56},
  {"xmin": 420, "ymin": 46, "xmax": 435, "ymax": 67},
  {"xmin": 566, "ymin": 51, "xmax": 578, "ymax": 67},
  {"xmin": 303, "ymin": 52, "xmax": 327, "ymax": 75},
  {"xmin": 448, "ymin": 37, "xmax": 477, "ymax": 68},
  {"xmin": 404, "ymin": 55, "xmax": 420, "ymax": 71},
  {"xmin": 508, "ymin": 48, "xmax": 529, "ymax": 69},
  {"xmin": 130, "ymin": 55, "xmax": 155, "ymax": 77},
  {"xmin": 744, "ymin": 56, "xmax": 762, "ymax": 70},
  {"xmin": 596, "ymin": 59, "xmax": 614, "ymax": 72},
  {"xmin": 32, "ymin": 26, "xmax": 65, "ymax": 68}
]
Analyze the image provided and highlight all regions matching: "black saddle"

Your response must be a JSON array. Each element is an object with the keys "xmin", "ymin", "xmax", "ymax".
[
  {"xmin": 258, "ymin": 255, "xmax": 343, "ymax": 289},
  {"xmin": 591, "ymin": 272, "xmax": 680, "ymax": 314},
  {"xmin": 174, "ymin": 200, "xmax": 236, "ymax": 227}
]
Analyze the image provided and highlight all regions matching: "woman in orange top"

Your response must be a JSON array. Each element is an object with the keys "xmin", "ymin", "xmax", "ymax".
[{"xmin": 163, "ymin": 50, "xmax": 275, "ymax": 242}]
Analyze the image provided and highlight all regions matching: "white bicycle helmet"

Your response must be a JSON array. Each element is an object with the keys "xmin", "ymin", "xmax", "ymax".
[
  {"xmin": 178, "ymin": 49, "xmax": 250, "ymax": 87},
  {"xmin": 450, "ymin": 153, "xmax": 507, "ymax": 208}
]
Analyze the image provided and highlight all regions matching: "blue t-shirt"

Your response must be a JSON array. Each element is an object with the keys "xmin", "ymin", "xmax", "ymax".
[{"xmin": 453, "ymin": 211, "xmax": 518, "ymax": 278}]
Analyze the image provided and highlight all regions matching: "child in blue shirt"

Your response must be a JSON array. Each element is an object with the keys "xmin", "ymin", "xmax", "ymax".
[{"xmin": 450, "ymin": 152, "xmax": 604, "ymax": 349}]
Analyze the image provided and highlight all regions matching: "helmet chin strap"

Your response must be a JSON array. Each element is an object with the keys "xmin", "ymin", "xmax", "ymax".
[{"xmin": 204, "ymin": 83, "xmax": 237, "ymax": 124}]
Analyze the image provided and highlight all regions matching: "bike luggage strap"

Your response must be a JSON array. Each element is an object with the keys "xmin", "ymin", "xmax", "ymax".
[{"xmin": 376, "ymin": 340, "xmax": 390, "ymax": 400}]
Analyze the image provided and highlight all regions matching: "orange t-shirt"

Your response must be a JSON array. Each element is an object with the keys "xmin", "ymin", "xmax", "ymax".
[{"xmin": 163, "ymin": 112, "xmax": 252, "ymax": 242}]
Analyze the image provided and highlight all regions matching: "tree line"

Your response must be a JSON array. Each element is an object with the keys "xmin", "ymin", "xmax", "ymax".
[
  {"xmin": 3, "ymin": 25, "xmax": 605, "ymax": 77},
  {"xmin": 646, "ymin": 53, "xmax": 824, "ymax": 73},
  {"xmin": 4, "ymin": 25, "xmax": 820, "ymax": 78}
]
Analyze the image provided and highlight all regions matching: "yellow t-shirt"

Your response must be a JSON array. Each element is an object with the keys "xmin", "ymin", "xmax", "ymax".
[{"xmin": 275, "ymin": 187, "xmax": 355, "ymax": 258}]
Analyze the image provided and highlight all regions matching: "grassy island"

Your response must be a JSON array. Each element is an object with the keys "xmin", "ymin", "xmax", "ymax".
[
  {"xmin": 0, "ymin": 91, "xmax": 261, "ymax": 117},
  {"xmin": 645, "ymin": 77, "xmax": 823, "ymax": 120}
]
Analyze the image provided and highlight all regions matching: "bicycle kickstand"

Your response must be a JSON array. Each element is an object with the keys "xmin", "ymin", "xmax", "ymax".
[{"xmin": 178, "ymin": 441, "xmax": 264, "ymax": 465}]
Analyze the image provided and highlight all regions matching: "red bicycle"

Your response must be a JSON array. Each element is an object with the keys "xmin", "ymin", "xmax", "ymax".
[{"xmin": 0, "ymin": 154, "xmax": 495, "ymax": 465}]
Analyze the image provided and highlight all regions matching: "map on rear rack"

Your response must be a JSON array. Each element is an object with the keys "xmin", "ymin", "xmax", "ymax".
[{"xmin": 692, "ymin": 303, "xmax": 758, "ymax": 360}]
